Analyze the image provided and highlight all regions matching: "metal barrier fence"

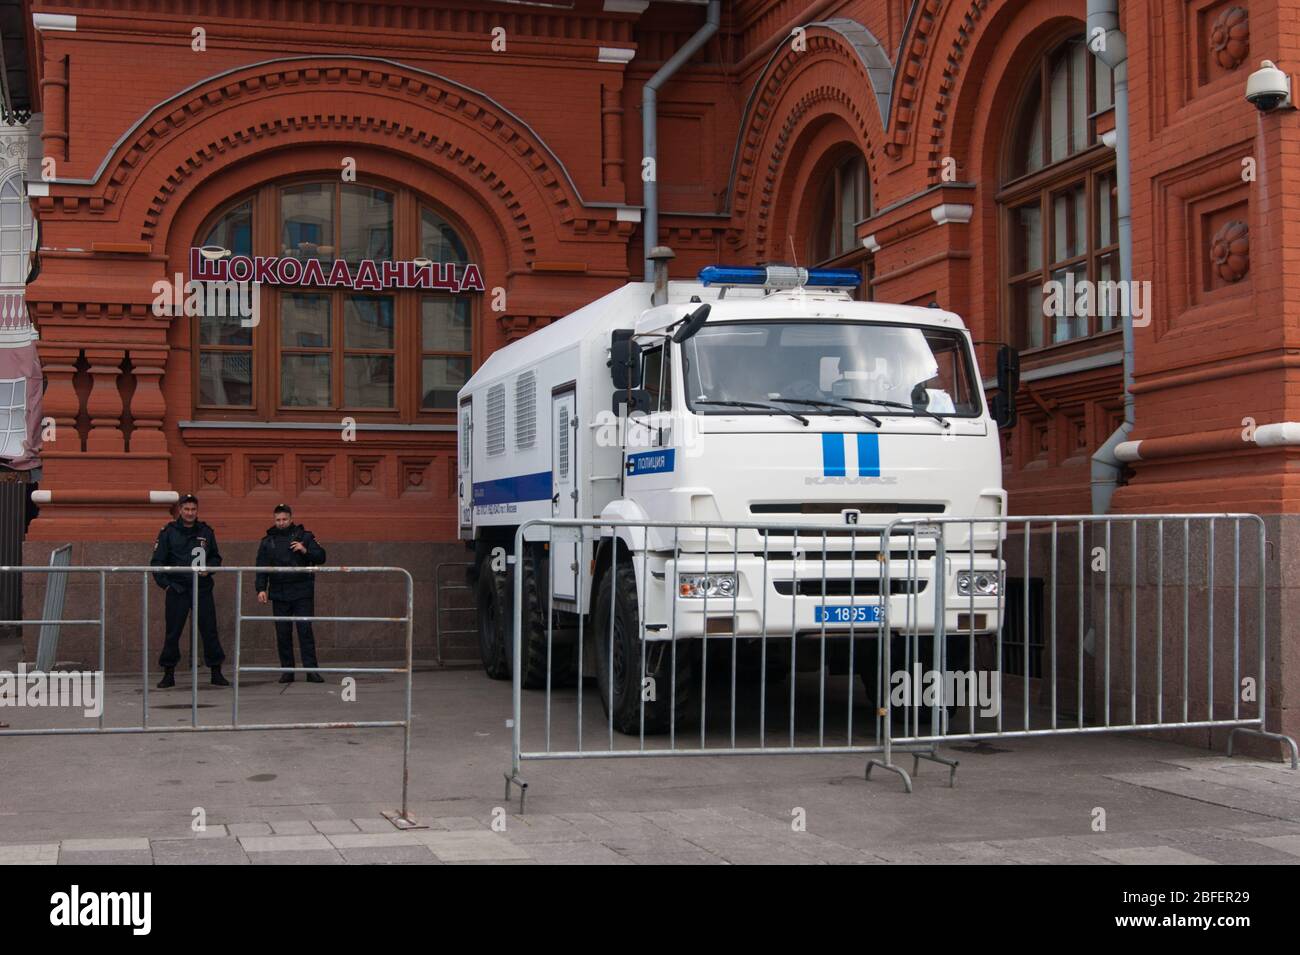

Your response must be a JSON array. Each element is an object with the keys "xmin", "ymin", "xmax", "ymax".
[
  {"xmin": 865, "ymin": 514, "xmax": 1297, "ymax": 790},
  {"xmin": 434, "ymin": 560, "xmax": 475, "ymax": 666},
  {"xmin": 505, "ymin": 515, "xmax": 1297, "ymax": 806},
  {"xmin": 0, "ymin": 564, "xmax": 417, "ymax": 824}
]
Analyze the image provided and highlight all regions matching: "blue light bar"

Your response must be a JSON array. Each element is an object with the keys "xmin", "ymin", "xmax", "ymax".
[{"xmin": 697, "ymin": 265, "xmax": 861, "ymax": 289}]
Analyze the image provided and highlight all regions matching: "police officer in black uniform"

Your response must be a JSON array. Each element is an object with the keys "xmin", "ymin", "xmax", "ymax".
[
  {"xmin": 151, "ymin": 493, "xmax": 228, "ymax": 688},
  {"xmin": 255, "ymin": 504, "xmax": 327, "ymax": 683}
]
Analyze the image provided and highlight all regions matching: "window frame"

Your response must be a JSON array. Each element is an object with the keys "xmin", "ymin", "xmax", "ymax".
[
  {"xmin": 998, "ymin": 32, "xmax": 1119, "ymax": 353},
  {"xmin": 808, "ymin": 152, "xmax": 874, "ymax": 302},
  {"xmin": 192, "ymin": 177, "xmax": 478, "ymax": 422}
]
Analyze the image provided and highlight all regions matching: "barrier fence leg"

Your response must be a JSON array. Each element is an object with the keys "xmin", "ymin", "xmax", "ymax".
[
  {"xmin": 141, "ymin": 572, "xmax": 149, "ymax": 729},
  {"xmin": 908, "ymin": 531, "xmax": 958, "ymax": 788},
  {"xmin": 865, "ymin": 522, "xmax": 913, "ymax": 793},
  {"xmin": 384, "ymin": 571, "xmax": 425, "ymax": 830},
  {"xmin": 191, "ymin": 570, "xmax": 199, "ymax": 727},
  {"xmin": 1225, "ymin": 522, "xmax": 1299, "ymax": 769},
  {"xmin": 504, "ymin": 529, "xmax": 528, "ymax": 813}
]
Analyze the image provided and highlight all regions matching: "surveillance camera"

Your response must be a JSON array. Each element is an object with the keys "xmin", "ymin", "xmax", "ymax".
[{"xmin": 1246, "ymin": 60, "xmax": 1292, "ymax": 112}]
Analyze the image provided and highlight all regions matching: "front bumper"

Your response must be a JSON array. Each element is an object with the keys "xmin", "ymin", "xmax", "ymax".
[{"xmin": 644, "ymin": 552, "xmax": 1004, "ymax": 640}]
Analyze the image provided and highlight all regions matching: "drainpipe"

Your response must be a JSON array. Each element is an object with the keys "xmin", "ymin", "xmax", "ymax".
[
  {"xmin": 643, "ymin": 0, "xmax": 720, "ymax": 281},
  {"xmin": 1087, "ymin": 0, "xmax": 1133, "ymax": 514}
]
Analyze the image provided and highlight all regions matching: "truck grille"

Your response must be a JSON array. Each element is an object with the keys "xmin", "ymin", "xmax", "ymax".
[
  {"xmin": 750, "ymin": 502, "xmax": 946, "ymax": 515},
  {"xmin": 772, "ymin": 579, "xmax": 927, "ymax": 597}
]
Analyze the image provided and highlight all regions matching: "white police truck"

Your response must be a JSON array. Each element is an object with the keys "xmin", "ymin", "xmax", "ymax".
[{"xmin": 459, "ymin": 265, "xmax": 1017, "ymax": 733}]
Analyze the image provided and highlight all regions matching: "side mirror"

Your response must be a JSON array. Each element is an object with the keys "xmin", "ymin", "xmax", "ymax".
[
  {"xmin": 993, "ymin": 344, "xmax": 1020, "ymax": 429},
  {"xmin": 610, "ymin": 329, "xmax": 642, "ymax": 389},
  {"xmin": 671, "ymin": 303, "xmax": 710, "ymax": 344},
  {"xmin": 612, "ymin": 388, "xmax": 654, "ymax": 415}
]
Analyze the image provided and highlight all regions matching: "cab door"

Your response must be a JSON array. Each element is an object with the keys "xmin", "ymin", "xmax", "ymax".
[{"xmin": 550, "ymin": 386, "xmax": 578, "ymax": 600}]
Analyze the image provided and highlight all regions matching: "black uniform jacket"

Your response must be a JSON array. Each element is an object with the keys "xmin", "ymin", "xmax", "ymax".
[
  {"xmin": 151, "ymin": 519, "xmax": 223, "ymax": 592},
  {"xmin": 254, "ymin": 523, "xmax": 327, "ymax": 600}
]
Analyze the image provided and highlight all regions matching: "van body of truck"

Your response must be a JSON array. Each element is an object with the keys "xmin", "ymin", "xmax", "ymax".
[{"xmin": 458, "ymin": 266, "xmax": 1015, "ymax": 733}]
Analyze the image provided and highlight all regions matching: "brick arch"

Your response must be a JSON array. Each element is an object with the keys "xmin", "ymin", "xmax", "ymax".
[
  {"xmin": 732, "ymin": 47, "xmax": 883, "ymax": 260},
  {"xmin": 763, "ymin": 108, "xmax": 872, "ymax": 264},
  {"xmin": 921, "ymin": 0, "xmax": 1083, "ymax": 185},
  {"xmin": 932, "ymin": 2, "xmax": 1087, "ymax": 343},
  {"xmin": 46, "ymin": 56, "xmax": 604, "ymax": 268}
]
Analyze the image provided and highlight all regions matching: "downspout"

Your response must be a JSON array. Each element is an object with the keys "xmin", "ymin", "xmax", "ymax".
[
  {"xmin": 1087, "ymin": 0, "xmax": 1133, "ymax": 514},
  {"xmin": 642, "ymin": 0, "xmax": 720, "ymax": 281}
]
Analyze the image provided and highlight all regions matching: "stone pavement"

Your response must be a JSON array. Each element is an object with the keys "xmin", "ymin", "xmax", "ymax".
[{"xmin": 2, "ymin": 670, "xmax": 1299, "ymax": 864}]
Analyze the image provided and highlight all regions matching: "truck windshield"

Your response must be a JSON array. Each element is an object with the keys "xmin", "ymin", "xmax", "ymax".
[{"xmin": 682, "ymin": 321, "xmax": 981, "ymax": 419}]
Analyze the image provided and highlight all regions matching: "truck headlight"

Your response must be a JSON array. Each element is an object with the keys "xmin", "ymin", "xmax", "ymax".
[
  {"xmin": 955, "ymin": 570, "xmax": 1001, "ymax": 597},
  {"xmin": 678, "ymin": 573, "xmax": 737, "ymax": 598}
]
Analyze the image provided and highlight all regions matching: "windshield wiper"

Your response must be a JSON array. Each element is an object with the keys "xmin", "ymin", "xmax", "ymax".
[
  {"xmin": 770, "ymin": 397, "xmax": 882, "ymax": 427},
  {"xmin": 841, "ymin": 397, "xmax": 951, "ymax": 428},
  {"xmin": 695, "ymin": 399, "xmax": 809, "ymax": 426}
]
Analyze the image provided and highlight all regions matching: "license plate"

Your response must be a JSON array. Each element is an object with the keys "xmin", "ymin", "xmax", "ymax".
[{"xmin": 814, "ymin": 605, "xmax": 882, "ymax": 624}]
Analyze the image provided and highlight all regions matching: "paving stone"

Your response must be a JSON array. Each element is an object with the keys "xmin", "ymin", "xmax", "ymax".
[
  {"xmin": 61, "ymin": 838, "xmax": 151, "ymax": 852},
  {"xmin": 1250, "ymin": 834, "xmax": 1300, "ymax": 857},
  {"xmin": 351, "ymin": 817, "xmax": 396, "ymax": 834},
  {"xmin": 411, "ymin": 830, "xmax": 532, "ymax": 862},
  {"xmin": 239, "ymin": 834, "xmax": 333, "ymax": 853},
  {"xmin": 311, "ymin": 819, "xmax": 360, "ymax": 835},
  {"xmin": 1093, "ymin": 846, "xmax": 1218, "ymax": 865},
  {"xmin": 269, "ymin": 820, "xmax": 316, "ymax": 835},
  {"xmin": 438, "ymin": 816, "xmax": 487, "ymax": 830},
  {"xmin": 615, "ymin": 849, "xmax": 727, "ymax": 865},
  {"xmin": 339, "ymin": 846, "xmax": 441, "ymax": 865},
  {"xmin": 326, "ymin": 832, "xmax": 421, "ymax": 850},
  {"xmin": 227, "ymin": 822, "xmax": 273, "ymax": 838},
  {"xmin": 524, "ymin": 841, "xmax": 634, "ymax": 865},
  {"xmin": 59, "ymin": 850, "xmax": 153, "ymax": 865},
  {"xmin": 194, "ymin": 825, "xmax": 229, "ymax": 838},
  {"xmin": 151, "ymin": 838, "xmax": 249, "ymax": 865},
  {"xmin": 0, "ymin": 843, "xmax": 58, "ymax": 865},
  {"xmin": 248, "ymin": 850, "xmax": 343, "ymax": 865}
]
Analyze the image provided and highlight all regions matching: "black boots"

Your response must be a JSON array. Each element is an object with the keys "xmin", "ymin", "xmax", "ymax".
[
  {"xmin": 157, "ymin": 666, "xmax": 229, "ymax": 687},
  {"xmin": 278, "ymin": 672, "xmax": 295, "ymax": 684},
  {"xmin": 305, "ymin": 672, "xmax": 324, "ymax": 684}
]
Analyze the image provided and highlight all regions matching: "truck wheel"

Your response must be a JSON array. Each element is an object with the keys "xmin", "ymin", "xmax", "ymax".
[
  {"xmin": 477, "ymin": 566, "xmax": 511, "ymax": 680},
  {"xmin": 519, "ymin": 547, "xmax": 578, "ymax": 689},
  {"xmin": 593, "ymin": 561, "xmax": 690, "ymax": 735}
]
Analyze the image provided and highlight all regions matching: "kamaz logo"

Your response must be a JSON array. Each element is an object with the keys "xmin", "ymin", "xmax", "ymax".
[{"xmin": 805, "ymin": 476, "xmax": 897, "ymax": 485}]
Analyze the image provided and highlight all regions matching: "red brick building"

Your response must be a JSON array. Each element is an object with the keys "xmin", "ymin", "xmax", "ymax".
[{"xmin": 11, "ymin": 0, "xmax": 1300, "ymax": 733}]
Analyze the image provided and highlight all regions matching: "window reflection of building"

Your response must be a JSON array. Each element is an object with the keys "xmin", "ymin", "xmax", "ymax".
[
  {"xmin": 0, "ymin": 174, "xmax": 33, "ymax": 287},
  {"xmin": 195, "ymin": 181, "xmax": 474, "ymax": 417},
  {"xmin": 809, "ymin": 153, "xmax": 872, "ymax": 301},
  {"xmin": 1000, "ymin": 34, "xmax": 1117, "ymax": 351}
]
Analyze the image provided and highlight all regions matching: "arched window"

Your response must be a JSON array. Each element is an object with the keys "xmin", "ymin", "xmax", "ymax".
[
  {"xmin": 194, "ymin": 181, "xmax": 476, "ymax": 417},
  {"xmin": 809, "ymin": 152, "xmax": 872, "ymax": 300},
  {"xmin": 1000, "ymin": 35, "xmax": 1116, "ymax": 350},
  {"xmin": 0, "ymin": 175, "xmax": 33, "ymax": 286}
]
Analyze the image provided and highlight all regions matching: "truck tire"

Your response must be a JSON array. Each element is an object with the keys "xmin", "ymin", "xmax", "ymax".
[
  {"xmin": 519, "ymin": 547, "xmax": 579, "ymax": 689},
  {"xmin": 477, "ymin": 567, "xmax": 511, "ymax": 681},
  {"xmin": 593, "ymin": 561, "xmax": 690, "ymax": 734}
]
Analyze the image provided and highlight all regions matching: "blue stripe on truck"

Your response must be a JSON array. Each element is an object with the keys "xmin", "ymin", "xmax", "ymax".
[
  {"xmin": 472, "ymin": 471, "xmax": 553, "ymax": 505},
  {"xmin": 821, "ymin": 433, "xmax": 845, "ymax": 476}
]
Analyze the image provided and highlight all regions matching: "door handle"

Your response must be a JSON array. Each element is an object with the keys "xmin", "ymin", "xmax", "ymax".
[{"xmin": 552, "ymin": 493, "xmax": 560, "ymax": 505}]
